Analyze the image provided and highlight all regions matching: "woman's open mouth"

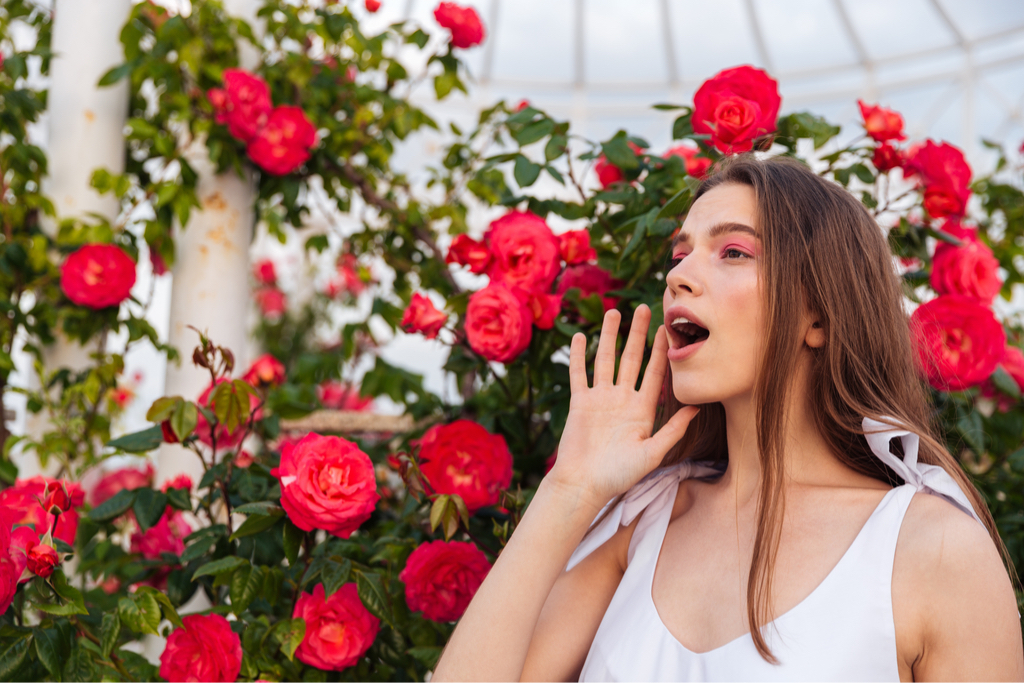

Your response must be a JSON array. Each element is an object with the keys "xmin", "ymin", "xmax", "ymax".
[{"xmin": 665, "ymin": 313, "xmax": 709, "ymax": 361}]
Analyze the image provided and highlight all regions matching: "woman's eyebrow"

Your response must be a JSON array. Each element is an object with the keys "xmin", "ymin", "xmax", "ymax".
[{"xmin": 671, "ymin": 221, "xmax": 759, "ymax": 250}]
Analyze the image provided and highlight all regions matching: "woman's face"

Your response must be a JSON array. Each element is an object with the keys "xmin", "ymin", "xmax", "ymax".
[{"xmin": 663, "ymin": 183, "xmax": 764, "ymax": 406}]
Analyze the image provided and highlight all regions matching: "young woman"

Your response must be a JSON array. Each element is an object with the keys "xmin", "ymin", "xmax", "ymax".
[{"xmin": 433, "ymin": 155, "xmax": 1024, "ymax": 681}]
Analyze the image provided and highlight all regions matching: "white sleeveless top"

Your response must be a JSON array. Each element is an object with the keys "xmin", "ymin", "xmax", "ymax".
[{"xmin": 568, "ymin": 418, "xmax": 987, "ymax": 682}]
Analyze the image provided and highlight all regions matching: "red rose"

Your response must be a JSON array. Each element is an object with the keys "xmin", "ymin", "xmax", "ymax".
[
  {"xmin": 417, "ymin": 420, "xmax": 513, "ymax": 512},
  {"xmin": 558, "ymin": 229, "xmax": 597, "ymax": 265},
  {"xmin": 318, "ymin": 381, "xmax": 373, "ymax": 411},
  {"xmin": 515, "ymin": 99, "xmax": 530, "ymax": 112},
  {"xmin": 61, "ymin": 244, "xmax": 137, "ymax": 309},
  {"xmin": 337, "ymin": 254, "xmax": 368, "ymax": 295},
  {"xmin": 465, "ymin": 283, "xmax": 533, "ymax": 363},
  {"xmin": 982, "ymin": 344, "xmax": 1024, "ymax": 411},
  {"xmin": 42, "ymin": 480, "xmax": 73, "ymax": 516},
  {"xmin": 402, "ymin": 293, "xmax": 448, "ymax": 340},
  {"xmin": 692, "ymin": 65, "xmax": 780, "ymax": 154},
  {"xmin": 484, "ymin": 211, "xmax": 561, "ymax": 292},
  {"xmin": 446, "ymin": 234, "xmax": 492, "ymax": 274},
  {"xmin": 247, "ymin": 106, "xmax": 318, "ymax": 175},
  {"xmin": 293, "ymin": 583, "xmax": 379, "ymax": 671},
  {"xmin": 556, "ymin": 264, "xmax": 624, "ymax": 312},
  {"xmin": 365, "ymin": 0, "xmax": 381, "ymax": 11},
  {"xmin": 149, "ymin": 248, "xmax": 168, "ymax": 276},
  {"xmin": 663, "ymin": 144, "xmax": 712, "ymax": 179},
  {"xmin": 218, "ymin": 68, "xmax": 272, "ymax": 143},
  {"xmin": 0, "ymin": 476, "xmax": 83, "ymax": 546},
  {"xmin": 161, "ymin": 474, "xmax": 193, "ymax": 492},
  {"xmin": 872, "ymin": 143, "xmax": 903, "ymax": 173},
  {"xmin": 400, "ymin": 540, "xmax": 491, "ymax": 621},
  {"xmin": 242, "ymin": 353, "xmax": 286, "ymax": 388},
  {"xmin": 27, "ymin": 543, "xmax": 58, "ymax": 578},
  {"xmin": 90, "ymin": 464, "xmax": 153, "ymax": 507},
  {"xmin": 253, "ymin": 258, "xmax": 277, "ymax": 285},
  {"xmin": 270, "ymin": 433, "xmax": 379, "ymax": 538},
  {"xmin": 524, "ymin": 289, "xmax": 562, "ymax": 330},
  {"xmin": 0, "ymin": 518, "xmax": 18, "ymax": 614},
  {"xmin": 8, "ymin": 525, "xmax": 37, "ymax": 582},
  {"xmin": 905, "ymin": 140, "xmax": 972, "ymax": 219},
  {"xmin": 130, "ymin": 509, "xmax": 190, "ymax": 560},
  {"xmin": 195, "ymin": 378, "xmax": 262, "ymax": 450},
  {"xmin": 254, "ymin": 287, "xmax": 287, "ymax": 318},
  {"xmin": 858, "ymin": 100, "xmax": 906, "ymax": 142},
  {"xmin": 594, "ymin": 155, "xmax": 623, "ymax": 188},
  {"xmin": 159, "ymin": 614, "xmax": 242, "ymax": 683},
  {"xmin": 234, "ymin": 450, "xmax": 255, "ymax": 468},
  {"xmin": 433, "ymin": 2, "xmax": 485, "ymax": 49},
  {"xmin": 930, "ymin": 232, "xmax": 1001, "ymax": 304},
  {"xmin": 910, "ymin": 294, "xmax": 1005, "ymax": 391}
]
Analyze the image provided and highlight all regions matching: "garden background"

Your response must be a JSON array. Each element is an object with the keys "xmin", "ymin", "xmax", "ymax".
[{"xmin": 0, "ymin": 0, "xmax": 1023, "ymax": 680}]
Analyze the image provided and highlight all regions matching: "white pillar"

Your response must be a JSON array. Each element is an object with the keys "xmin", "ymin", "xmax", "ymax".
[
  {"xmin": 156, "ymin": 0, "xmax": 263, "ymax": 486},
  {"xmin": 18, "ymin": 0, "xmax": 131, "ymax": 477}
]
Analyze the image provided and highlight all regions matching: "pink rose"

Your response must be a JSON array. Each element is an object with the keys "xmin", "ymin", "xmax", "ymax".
[
  {"xmin": 270, "ymin": 433, "xmax": 379, "ymax": 538},
  {"xmin": 402, "ymin": 293, "xmax": 448, "ymax": 340},
  {"xmin": 484, "ymin": 211, "xmax": 561, "ymax": 292},
  {"xmin": 446, "ymin": 234, "xmax": 492, "ymax": 274},
  {"xmin": 254, "ymin": 287, "xmax": 287, "ymax": 318},
  {"xmin": 253, "ymin": 258, "xmax": 277, "ymax": 285},
  {"xmin": 159, "ymin": 614, "xmax": 242, "ymax": 683},
  {"xmin": 910, "ymin": 294, "xmax": 1005, "ymax": 391},
  {"xmin": 930, "ymin": 230, "xmax": 1001, "ymax": 304},
  {"xmin": 400, "ymin": 540, "xmax": 491, "ymax": 621},
  {"xmin": 558, "ymin": 229, "xmax": 597, "ymax": 265},
  {"xmin": 60, "ymin": 244, "xmax": 137, "ymax": 310},
  {"xmin": 318, "ymin": 381, "xmax": 374, "ymax": 411},
  {"xmin": 417, "ymin": 420, "xmax": 513, "ymax": 512},
  {"xmin": 130, "ymin": 510, "xmax": 191, "ymax": 561},
  {"xmin": 247, "ymin": 106, "xmax": 318, "ymax": 176},
  {"xmin": 242, "ymin": 353, "xmax": 286, "ymax": 388},
  {"xmin": 465, "ymin": 283, "xmax": 533, "ymax": 363},
  {"xmin": 692, "ymin": 65, "xmax": 780, "ymax": 154},
  {"xmin": 293, "ymin": 583, "xmax": 379, "ymax": 671},
  {"xmin": 215, "ymin": 68, "xmax": 272, "ymax": 143}
]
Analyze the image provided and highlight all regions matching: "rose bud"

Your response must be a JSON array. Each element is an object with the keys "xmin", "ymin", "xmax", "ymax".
[
  {"xmin": 160, "ymin": 420, "xmax": 179, "ymax": 444},
  {"xmin": 27, "ymin": 543, "xmax": 59, "ymax": 578},
  {"xmin": 242, "ymin": 353, "xmax": 287, "ymax": 388},
  {"xmin": 42, "ymin": 481, "xmax": 73, "ymax": 516}
]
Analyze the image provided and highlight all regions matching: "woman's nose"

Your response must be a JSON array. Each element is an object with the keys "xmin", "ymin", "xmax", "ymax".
[{"xmin": 666, "ymin": 254, "xmax": 703, "ymax": 297}]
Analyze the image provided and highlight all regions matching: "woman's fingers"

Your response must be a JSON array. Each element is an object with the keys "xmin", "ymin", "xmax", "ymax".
[
  {"xmin": 568, "ymin": 332, "xmax": 589, "ymax": 394},
  {"xmin": 644, "ymin": 405, "xmax": 700, "ymax": 465},
  {"xmin": 592, "ymin": 309, "xmax": 621, "ymax": 386},
  {"xmin": 616, "ymin": 304, "xmax": 651, "ymax": 390},
  {"xmin": 639, "ymin": 325, "xmax": 670, "ymax": 404}
]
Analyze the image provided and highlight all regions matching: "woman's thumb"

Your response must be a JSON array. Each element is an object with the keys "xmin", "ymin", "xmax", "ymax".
[{"xmin": 645, "ymin": 406, "xmax": 700, "ymax": 462}]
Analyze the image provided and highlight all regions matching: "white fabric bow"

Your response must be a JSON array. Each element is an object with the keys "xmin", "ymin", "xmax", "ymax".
[{"xmin": 861, "ymin": 416, "xmax": 984, "ymax": 527}]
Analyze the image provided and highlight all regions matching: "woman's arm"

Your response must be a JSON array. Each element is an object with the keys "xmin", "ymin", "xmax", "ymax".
[
  {"xmin": 432, "ymin": 306, "xmax": 699, "ymax": 681},
  {"xmin": 893, "ymin": 493, "xmax": 1024, "ymax": 680}
]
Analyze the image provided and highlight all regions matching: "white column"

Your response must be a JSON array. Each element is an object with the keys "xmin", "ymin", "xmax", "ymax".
[
  {"xmin": 156, "ymin": 0, "xmax": 263, "ymax": 486},
  {"xmin": 18, "ymin": 0, "xmax": 131, "ymax": 477}
]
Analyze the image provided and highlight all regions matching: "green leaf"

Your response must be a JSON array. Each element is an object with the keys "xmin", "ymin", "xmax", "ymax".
[
  {"xmin": 356, "ymin": 571, "xmax": 395, "ymax": 629},
  {"xmin": 34, "ymin": 622, "xmax": 73, "ymax": 679},
  {"xmin": 132, "ymin": 488, "xmax": 168, "ymax": 532},
  {"xmin": 229, "ymin": 565, "xmax": 263, "ymax": 615},
  {"xmin": 283, "ymin": 520, "xmax": 303, "ymax": 565},
  {"xmin": 62, "ymin": 644, "xmax": 96, "ymax": 683},
  {"xmin": 513, "ymin": 155, "xmax": 541, "ymax": 187},
  {"xmin": 992, "ymin": 365, "xmax": 1021, "ymax": 398},
  {"xmin": 166, "ymin": 486, "xmax": 191, "ymax": 512},
  {"xmin": 271, "ymin": 618, "xmax": 305, "ymax": 661},
  {"xmin": 97, "ymin": 61, "xmax": 134, "ymax": 86},
  {"xmin": 49, "ymin": 571, "xmax": 86, "ymax": 615},
  {"xmin": 170, "ymin": 401, "xmax": 198, "ymax": 442},
  {"xmin": 135, "ymin": 586, "xmax": 184, "ymax": 629},
  {"xmin": 192, "ymin": 556, "xmax": 248, "ymax": 580},
  {"xmin": 100, "ymin": 613, "xmax": 120, "ymax": 658},
  {"xmin": 0, "ymin": 629, "xmax": 32, "ymax": 680},
  {"xmin": 621, "ymin": 216, "xmax": 648, "ymax": 260},
  {"xmin": 956, "ymin": 410, "xmax": 985, "ymax": 454},
  {"xmin": 106, "ymin": 426, "xmax": 163, "ymax": 453},
  {"xmin": 321, "ymin": 558, "xmax": 352, "ymax": 597},
  {"xmin": 145, "ymin": 396, "xmax": 179, "ymax": 423},
  {"xmin": 776, "ymin": 111, "xmax": 841, "ymax": 149},
  {"xmin": 87, "ymin": 488, "xmax": 137, "ymax": 522},
  {"xmin": 515, "ymin": 119, "xmax": 554, "ymax": 146},
  {"xmin": 406, "ymin": 646, "xmax": 442, "ymax": 669},
  {"xmin": 545, "ymin": 134, "xmax": 568, "ymax": 162},
  {"xmin": 602, "ymin": 133, "xmax": 639, "ymax": 170},
  {"xmin": 229, "ymin": 509, "xmax": 283, "ymax": 541},
  {"xmin": 233, "ymin": 501, "xmax": 284, "ymax": 515},
  {"xmin": 118, "ymin": 592, "xmax": 161, "ymax": 636},
  {"xmin": 35, "ymin": 601, "xmax": 89, "ymax": 616},
  {"xmin": 656, "ymin": 186, "xmax": 692, "ymax": 221}
]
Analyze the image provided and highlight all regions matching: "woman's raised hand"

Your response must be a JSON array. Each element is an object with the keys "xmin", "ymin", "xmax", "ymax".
[{"xmin": 547, "ymin": 304, "xmax": 700, "ymax": 511}]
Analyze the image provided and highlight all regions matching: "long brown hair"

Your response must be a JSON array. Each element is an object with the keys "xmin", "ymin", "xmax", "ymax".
[{"xmin": 654, "ymin": 154, "xmax": 1014, "ymax": 662}]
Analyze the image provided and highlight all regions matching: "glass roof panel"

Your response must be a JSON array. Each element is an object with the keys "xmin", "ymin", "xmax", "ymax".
[
  {"xmin": 841, "ymin": 0, "xmax": 957, "ymax": 61},
  {"xmin": 667, "ymin": 0, "xmax": 761, "ymax": 82},
  {"xmin": 489, "ymin": 0, "xmax": 575, "ymax": 83},
  {"xmin": 584, "ymin": 0, "xmax": 669, "ymax": 84},
  {"xmin": 934, "ymin": 0, "xmax": 1024, "ymax": 41},
  {"xmin": 756, "ymin": 0, "xmax": 859, "ymax": 75}
]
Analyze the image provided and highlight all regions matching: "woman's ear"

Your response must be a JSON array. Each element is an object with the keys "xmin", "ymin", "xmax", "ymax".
[{"xmin": 805, "ymin": 320, "xmax": 825, "ymax": 349}]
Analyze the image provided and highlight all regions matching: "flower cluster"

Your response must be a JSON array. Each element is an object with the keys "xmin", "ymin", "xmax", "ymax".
[{"xmin": 208, "ymin": 69, "xmax": 317, "ymax": 175}]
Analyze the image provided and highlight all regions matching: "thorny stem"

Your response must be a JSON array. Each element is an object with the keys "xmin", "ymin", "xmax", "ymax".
[{"xmin": 71, "ymin": 617, "xmax": 135, "ymax": 681}]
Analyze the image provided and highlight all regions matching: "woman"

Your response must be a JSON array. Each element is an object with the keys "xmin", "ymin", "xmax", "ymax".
[{"xmin": 434, "ymin": 155, "xmax": 1024, "ymax": 681}]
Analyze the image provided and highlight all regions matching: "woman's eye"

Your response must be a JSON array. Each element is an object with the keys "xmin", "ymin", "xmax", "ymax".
[
  {"xmin": 666, "ymin": 255, "xmax": 684, "ymax": 271},
  {"xmin": 723, "ymin": 248, "xmax": 750, "ymax": 259}
]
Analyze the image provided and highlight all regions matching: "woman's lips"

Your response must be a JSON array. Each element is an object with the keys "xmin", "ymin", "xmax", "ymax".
[{"xmin": 667, "ymin": 336, "xmax": 706, "ymax": 362}]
